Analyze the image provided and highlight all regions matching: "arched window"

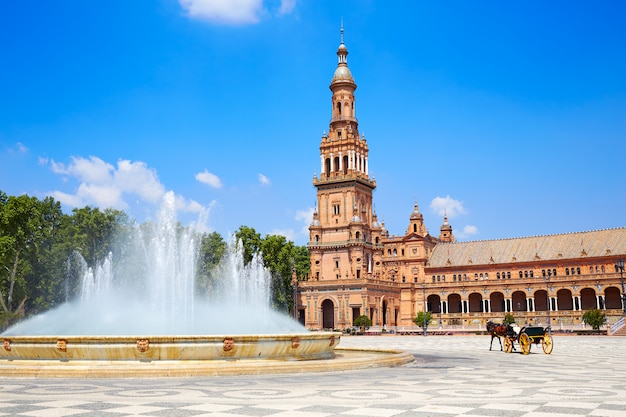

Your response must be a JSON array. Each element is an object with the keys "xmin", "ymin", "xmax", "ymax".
[
  {"xmin": 507, "ymin": 272, "xmax": 511, "ymax": 279},
  {"xmin": 314, "ymin": 235, "xmax": 319, "ymax": 242},
  {"xmin": 565, "ymin": 268, "xmax": 569, "ymax": 276},
  {"xmin": 576, "ymin": 267, "xmax": 581, "ymax": 275},
  {"xmin": 336, "ymin": 101, "xmax": 342, "ymax": 116},
  {"xmin": 519, "ymin": 271, "xmax": 523, "ymax": 278},
  {"xmin": 497, "ymin": 272, "xmax": 501, "ymax": 279},
  {"xmin": 552, "ymin": 269, "xmax": 557, "ymax": 276},
  {"xmin": 355, "ymin": 231, "xmax": 360, "ymax": 240},
  {"xmin": 530, "ymin": 270, "xmax": 534, "ymax": 277},
  {"xmin": 413, "ymin": 224, "xmax": 417, "ymax": 233},
  {"xmin": 375, "ymin": 237, "xmax": 379, "ymax": 244}
]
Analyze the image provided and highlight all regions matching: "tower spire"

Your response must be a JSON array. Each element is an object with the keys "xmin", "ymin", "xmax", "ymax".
[{"xmin": 340, "ymin": 18, "xmax": 344, "ymax": 44}]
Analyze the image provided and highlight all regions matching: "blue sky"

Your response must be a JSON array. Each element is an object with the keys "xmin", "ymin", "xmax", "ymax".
[{"xmin": 1, "ymin": 0, "xmax": 625, "ymax": 245}]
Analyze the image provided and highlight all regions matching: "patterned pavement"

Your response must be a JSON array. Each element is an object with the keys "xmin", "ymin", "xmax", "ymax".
[{"xmin": 1, "ymin": 335, "xmax": 625, "ymax": 416}]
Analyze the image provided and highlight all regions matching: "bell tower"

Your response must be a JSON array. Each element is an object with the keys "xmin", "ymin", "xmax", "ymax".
[{"xmin": 309, "ymin": 25, "xmax": 378, "ymax": 283}]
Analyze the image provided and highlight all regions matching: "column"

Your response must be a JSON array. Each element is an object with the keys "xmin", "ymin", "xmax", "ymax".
[
  {"xmin": 320, "ymin": 154, "xmax": 324, "ymax": 176},
  {"xmin": 330, "ymin": 153, "xmax": 334, "ymax": 172},
  {"xmin": 338, "ymin": 152, "xmax": 343, "ymax": 172},
  {"xmin": 356, "ymin": 152, "xmax": 361, "ymax": 172}
]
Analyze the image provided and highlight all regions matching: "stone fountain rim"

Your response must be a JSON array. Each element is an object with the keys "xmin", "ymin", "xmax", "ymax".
[{"xmin": 0, "ymin": 347, "xmax": 414, "ymax": 378}]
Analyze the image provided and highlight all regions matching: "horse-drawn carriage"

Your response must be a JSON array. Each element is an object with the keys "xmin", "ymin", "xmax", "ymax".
[{"xmin": 487, "ymin": 321, "xmax": 553, "ymax": 355}]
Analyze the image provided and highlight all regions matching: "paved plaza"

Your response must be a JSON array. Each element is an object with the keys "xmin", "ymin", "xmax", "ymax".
[{"xmin": 0, "ymin": 335, "xmax": 624, "ymax": 416}]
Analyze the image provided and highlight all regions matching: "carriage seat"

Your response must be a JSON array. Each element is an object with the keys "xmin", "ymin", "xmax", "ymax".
[{"xmin": 512, "ymin": 325, "xmax": 521, "ymax": 335}]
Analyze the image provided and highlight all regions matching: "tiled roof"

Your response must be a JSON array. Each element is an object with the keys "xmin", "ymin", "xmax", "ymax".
[{"xmin": 428, "ymin": 227, "xmax": 626, "ymax": 268}]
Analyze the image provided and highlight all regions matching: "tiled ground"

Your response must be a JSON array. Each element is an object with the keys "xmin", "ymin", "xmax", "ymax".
[{"xmin": 1, "ymin": 335, "xmax": 624, "ymax": 416}]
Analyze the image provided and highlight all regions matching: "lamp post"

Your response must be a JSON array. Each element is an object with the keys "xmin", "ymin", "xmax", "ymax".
[
  {"xmin": 422, "ymin": 283, "xmax": 427, "ymax": 337},
  {"xmin": 616, "ymin": 258, "xmax": 625, "ymax": 314},
  {"xmin": 291, "ymin": 269, "xmax": 298, "ymax": 321},
  {"xmin": 544, "ymin": 269, "xmax": 552, "ymax": 335}
]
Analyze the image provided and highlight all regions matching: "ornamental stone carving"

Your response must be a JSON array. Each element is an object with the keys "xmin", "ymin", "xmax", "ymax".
[
  {"xmin": 56, "ymin": 339, "xmax": 67, "ymax": 352},
  {"xmin": 291, "ymin": 337, "xmax": 300, "ymax": 349},
  {"xmin": 223, "ymin": 338, "xmax": 234, "ymax": 352},
  {"xmin": 136, "ymin": 339, "xmax": 150, "ymax": 353}
]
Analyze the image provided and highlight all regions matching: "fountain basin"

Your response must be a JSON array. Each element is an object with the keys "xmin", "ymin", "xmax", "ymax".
[{"xmin": 1, "ymin": 332, "xmax": 340, "ymax": 362}]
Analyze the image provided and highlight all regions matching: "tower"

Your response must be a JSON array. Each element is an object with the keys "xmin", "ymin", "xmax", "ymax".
[
  {"xmin": 309, "ymin": 25, "xmax": 378, "ymax": 283},
  {"xmin": 300, "ymin": 26, "xmax": 387, "ymax": 330}
]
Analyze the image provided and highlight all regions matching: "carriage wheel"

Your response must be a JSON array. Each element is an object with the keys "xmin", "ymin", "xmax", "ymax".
[
  {"xmin": 503, "ymin": 338, "xmax": 513, "ymax": 353},
  {"xmin": 541, "ymin": 333, "xmax": 553, "ymax": 354},
  {"xmin": 519, "ymin": 333, "xmax": 531, "ymax": 355}
]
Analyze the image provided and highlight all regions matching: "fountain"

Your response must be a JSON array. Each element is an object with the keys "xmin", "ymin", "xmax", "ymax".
[{"xmin": 0, "ymin": 193, "xmax": 357, "ymax": 375}]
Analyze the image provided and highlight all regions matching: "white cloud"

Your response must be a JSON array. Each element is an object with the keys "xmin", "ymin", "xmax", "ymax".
[
  {"xmin": 51, "ymin": 156, "xmax": 114, "ymax": 184},
  {"xmin": 295, "ymin": 207, "xmax": 314, "ymax": 237},
  {"xmin": 38, "ymin": 156, "xmax": 49, "ymax": 165},
  {"xmin": 16, "ymin": 142, "xmax": 28, "ymax": 153},
  {"xmin": 269, "ymin": 228, "xmax": 295, "ymax": 241},
  {"xmin": 46, "ymin": 156, "xmax": 200, "ymax": 216},
  {"xmin": 115, "ymin": 159, "xmax": 165, "ymax": 202},
  {"xmin": 429, "ymin": 195, "xmax": 466, "ymax": 218},
  {"xmin": 278, "ymin": 0, "xmax": 296, "ymax": 15},
  {"xmin": 179, "ymin": 0, "xmax": 263, "ymax": 24},
  {"xmin": 179, "ymin": 0, "xmax": 297, "ymax": 24},
  {"xmin": 195, "ymin": 169, "xmax": 223, "ymax": 188},
  {"xmin": 258, "ymin": 173, "xmax": 271, "ymax": 185},
  {"xmin": 50, "ymin": 190, "xmax": 84, "ymax": 208},
  {"xmin": 457, "ymin": 225, "xmax": 479, "ymax": 240}
]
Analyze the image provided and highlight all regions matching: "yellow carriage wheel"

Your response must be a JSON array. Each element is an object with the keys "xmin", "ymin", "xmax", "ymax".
[
  {"xmin": 519, "ymin": 333, "xmax": 531, "ymax": 355},
  {"xmin": 541, "ymin": 333, "xmax": 553, "ymax": 354},
  {"xmin": 504, "ymin": 337, "xmax": 513, "ymax": 353}
]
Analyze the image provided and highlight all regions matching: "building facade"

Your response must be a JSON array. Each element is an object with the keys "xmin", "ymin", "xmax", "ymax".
[{"xmin": 296, "ymin": 31, "xmax": 626, "ymax": 331}]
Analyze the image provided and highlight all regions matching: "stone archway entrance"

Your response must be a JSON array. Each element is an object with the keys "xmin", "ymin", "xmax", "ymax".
[{"xmin": 321, "ymin": 299, "xmax": 335, "ymax": 329}]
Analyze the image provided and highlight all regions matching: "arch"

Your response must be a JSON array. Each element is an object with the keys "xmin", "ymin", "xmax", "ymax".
[
  {"xmin": 324, "ymin": 158, "xmax": 331, "ymax": 177},
  {"xmin": 489, "ymin": 292, "xmax": 505, "ymax": 312},
  {"xmin": 382, "ymin": 299, "xmax": 388, "ymax": 326},
  {"xmin": 556, "ymin": 288, "xmax": 573, "ymax": 310},
  {"xmin": 534, "ymin": 290, "xmax": 549, "ymax": 311},
  {"xmin": 512, "ymin": 291, "xmax": 527, "ymax": 312},
  {"xmin": 336, "ymin": 101, "xmax": 342, "ymax": 116},
  {"xmin": 447, "ymin": 293, "xmax": 462, "ymax": 313},
  {"xmin": 333, "ymin": 156, "xmax": 340, "ymax": 172},
  {"xmin": 580, "ymin": 288, "xmax": 598, "ymax": 310},
  {"xmin": 342, "ymin": 155, "xmax": 349, "ymax": 174},
  {"xmin": 605, "ymin": 286, "xmax": 622, "ymax": 309},
  {"xmin": 321, "ymin": 299, "xmax": 335, "ymax": 329},
  {"xmin": 427, "ymin": 294, "xmax": 441, "ymax": 313},
  {"xmin": 468, "ymin": 293, "xmax": 483, "ymax": 312}
]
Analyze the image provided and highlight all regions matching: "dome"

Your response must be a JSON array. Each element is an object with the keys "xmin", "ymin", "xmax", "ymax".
[
  {"xmin": 372, "ymin": 220, "xmax": 381, "ymax": 228},
  {"xmin": 350, "ymin": 215, "xmax": 361, "ymax": 223},
  {"xmin": 332, "ymin": 66, "xmax": 353, "ymax": 83}
]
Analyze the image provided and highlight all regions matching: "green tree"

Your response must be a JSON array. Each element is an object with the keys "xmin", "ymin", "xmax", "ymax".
[
  {"xmin": 353, "ymin": 315, "xmax": 372, "ymax": 334},
  {"xmin": 503, "ymin": 313, "xmax": 515, "ymax": 325},
  {"xmin": 196, "ymin": 231, "xmax": 226, "ymax": 296},
  {"xmin": 0, "ymin": 193, "xmax": 70, "ymax": 328},
  {"xmin": 413, "ymin": 311, "xmax": 433, "ymax": 335},
  {"xmin": 234, "ymin": 226, "xmax": 261, "ymax": 265},
  {"xmin": 69, "ymin": 206, "xmax": 127, "ymax": 268},
  {"xmin": 582, "ymin": 309, "xmax": 606, "ymax": 331}
]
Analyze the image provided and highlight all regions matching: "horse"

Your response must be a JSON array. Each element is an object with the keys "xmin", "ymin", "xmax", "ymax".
[{"xmin": 486, "ymin": 321, "xmax": 514, "ymax": 351}]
